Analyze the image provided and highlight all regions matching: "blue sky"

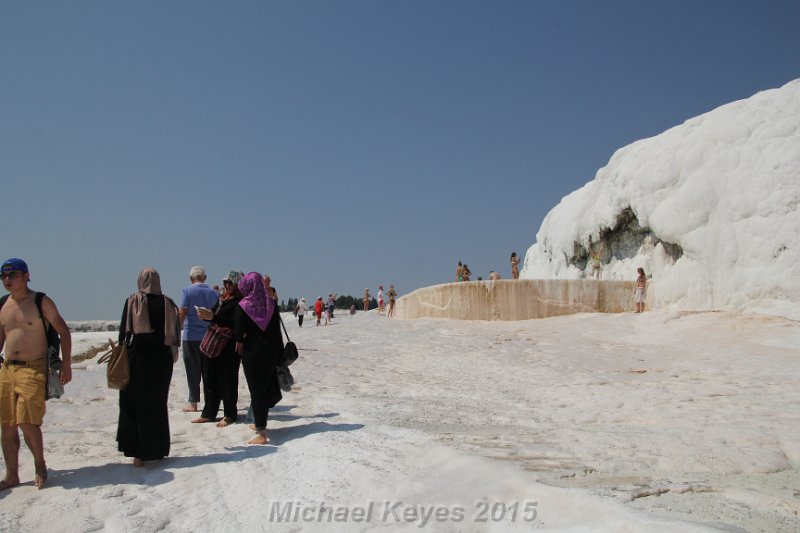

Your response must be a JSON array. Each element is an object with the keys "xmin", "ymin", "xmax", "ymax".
[{"xmin": 2, "ymin": 1, "xmax": 798, "ymax": 320}]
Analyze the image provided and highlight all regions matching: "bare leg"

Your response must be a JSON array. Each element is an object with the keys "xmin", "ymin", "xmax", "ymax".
[
  {"xmin": 18, "ymin": 423, "xmax": 46, "ymax": 489},
  {"xmin": 1, "ymin": 424, "xmax": 21, "ymax": 490},
  {"xmin": 133, "ymin": 458, "xmax": 144, "ymax": 467}
]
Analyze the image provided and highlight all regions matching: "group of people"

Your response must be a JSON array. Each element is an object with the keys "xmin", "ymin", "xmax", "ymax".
[
  {"xmin": 456, "ymin": 252, "xmax": 521, "ymax": 282},
  {"xmin": 311, "ymin": 294, "xmax": 336, "ymax": 326},
  {"xmin": 0, "ymin": 253, "xmax": 649, "ymax": 491},
  {"xmin": 114, "ymin": 266, "xmax": 284, "ymax": 467},
  {"xmin": 363, "ymin": 285, "xmax": 398, "ymax": 317},
  {"xmin": 0, "ymin": 259, "xmax": 287, "ymax": 492},
  {"xmin": 0, "ymin": 258, "xmax": 406, "ymax": 490},
  {"xmin": 453, "ymin": 252, "xmax": 648, "ymax": 312},
  {"xmin": 170, "ymin": 266, "xmax": 284, "ymax": 455}
]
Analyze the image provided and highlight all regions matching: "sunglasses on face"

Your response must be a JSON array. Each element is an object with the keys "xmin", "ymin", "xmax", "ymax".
[
  {"xmin": 223, "ymin": 280, "xmax": 233, "ymax": 285},
  {"xmin": 0, "ymin": 271, "xmax": 23, "ymax": 280}
]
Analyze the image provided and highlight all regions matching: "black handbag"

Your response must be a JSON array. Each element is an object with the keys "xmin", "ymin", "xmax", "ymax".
[{"xmin": 278, "ymin": 314, "xmax": 299, "ymax": 366}]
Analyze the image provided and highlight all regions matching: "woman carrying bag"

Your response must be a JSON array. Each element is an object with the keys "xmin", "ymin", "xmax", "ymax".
[
  {"xmin": 116, "ymin": 268, "xmax": 180, "ymax": 467},
  {"xmin": 194, "ymin": 270, "xmax": 244, "ymax": 428},
  {"xmin": 234, "ymin": 272, "xmax": 283, "ymax": 445}
]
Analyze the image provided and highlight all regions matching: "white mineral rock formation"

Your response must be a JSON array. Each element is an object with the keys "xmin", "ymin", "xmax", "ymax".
[{"xmin": 521, "ymin": 79, "xmax": 800, "ymax": 320}]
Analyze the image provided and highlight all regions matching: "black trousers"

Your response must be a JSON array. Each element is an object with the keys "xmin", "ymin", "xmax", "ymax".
[
  {"xmin": 298, "ymin": 315, "xmax": 304, "ymax": 327},
  {"xmin": 200, "ymin": 349, "xmax": 240, "ymax": 421},
  {"xmin": 242, "ymin": 355, "xmax": 280, "ymax": 430}
]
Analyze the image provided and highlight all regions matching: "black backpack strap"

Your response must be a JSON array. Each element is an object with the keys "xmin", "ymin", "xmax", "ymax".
[
  {"xmin": 35, "ymin": 291, "xmax": 47, "ymax": 329},
  {"xmin": 0, "ymin": 294, "xmax": 6, "ymax": 362},
  {"xmin": 278, "ymin": 312, "xmax": 291, "ymax": 343}
]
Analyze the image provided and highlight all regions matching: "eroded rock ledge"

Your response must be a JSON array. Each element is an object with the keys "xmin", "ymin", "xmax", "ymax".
[{"xmin": 395, "ymin": 279, "xmax": 639, "ymax": 321}]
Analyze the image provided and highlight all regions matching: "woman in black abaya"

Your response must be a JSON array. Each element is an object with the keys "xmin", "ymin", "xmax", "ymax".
[{"xmin": 117, "ymin": 267, "xmax": 180, "ymax": 466}]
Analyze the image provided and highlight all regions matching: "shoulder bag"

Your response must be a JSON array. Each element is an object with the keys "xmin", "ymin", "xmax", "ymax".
[
  {"xmin": 277, "ymin": 314, "xmax": 298, "ymax": 366},
  {"xmin": 98, "ymin": 338, "xmax": 130, "ymax": 390},
  {"xmin": 199, "ymin": 323, "xmax": 233, "ymax": 358}
]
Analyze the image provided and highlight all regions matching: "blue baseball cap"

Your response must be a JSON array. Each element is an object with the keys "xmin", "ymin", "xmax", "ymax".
[{"xmin": 1, "ymin": 258, "xmax": 29, "ymax": 274}]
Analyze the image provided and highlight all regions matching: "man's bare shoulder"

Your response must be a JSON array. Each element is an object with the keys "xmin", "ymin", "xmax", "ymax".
[{"xmin": 40, "ymin": 294, "xmax": 60, "ymax": 319}]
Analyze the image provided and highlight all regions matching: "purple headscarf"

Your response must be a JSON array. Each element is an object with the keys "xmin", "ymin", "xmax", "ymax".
[{"xmin": 238, "ymin": 272, "xmax": 274, "ymax": 331}]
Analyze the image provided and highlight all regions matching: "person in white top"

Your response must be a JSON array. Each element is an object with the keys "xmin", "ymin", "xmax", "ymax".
[{"xmin": 295, "ymin": 298, "xmax": 308, "ymax": 327}]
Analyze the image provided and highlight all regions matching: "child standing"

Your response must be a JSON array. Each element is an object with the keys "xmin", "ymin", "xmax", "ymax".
[{"xmin": 635, "ymin": 267, "xmax": 647, "ymax": 313}]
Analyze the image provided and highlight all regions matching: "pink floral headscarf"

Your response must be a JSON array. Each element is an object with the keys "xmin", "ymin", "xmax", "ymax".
[{"xmin": 238, "ymin": 272, "xmax": 274, "ymax": 331}]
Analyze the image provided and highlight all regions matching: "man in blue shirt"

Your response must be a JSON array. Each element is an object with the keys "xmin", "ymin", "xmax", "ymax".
[{"xmin": 178, "ymin": 266, "xmax": 219, "ymax": 412}]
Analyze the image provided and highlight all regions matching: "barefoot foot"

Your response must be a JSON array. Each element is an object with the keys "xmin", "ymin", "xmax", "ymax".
[
  {"xmin": 216, "ymin": 417, "xmax": 235, "ymax": 428},
  {"xmin": 34, "ymin": 463, "xmax": 47, "ymax": 489},
  {"xmin": 248, "ymin": 431, "xmax": 269, "ymax": 445},
  {"xmin": 191, "ymin": 417, "xmax": 212, "ymax": 424},
  {"xmin": 182, "ymin": 403, "xmax": 198, "ymax": 413},
  {"xmin": 0, "ymin": 476, "xmax": 20, "ymax": 492}
]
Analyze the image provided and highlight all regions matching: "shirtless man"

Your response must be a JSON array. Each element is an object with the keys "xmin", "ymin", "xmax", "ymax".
[{"xmin": 0, "ymin": 258, "xmax": 72, "ymax": 491}]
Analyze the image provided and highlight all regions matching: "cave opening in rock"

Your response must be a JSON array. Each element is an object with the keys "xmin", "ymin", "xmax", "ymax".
[{"xmin": 571, "ymin": 207, "xmax": 683, "ymax": 270}]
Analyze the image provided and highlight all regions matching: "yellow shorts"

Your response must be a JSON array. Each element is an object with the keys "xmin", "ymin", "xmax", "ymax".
[{"xmin": 0, "ymin": 359, "xmax": 47, "ymax": 426}]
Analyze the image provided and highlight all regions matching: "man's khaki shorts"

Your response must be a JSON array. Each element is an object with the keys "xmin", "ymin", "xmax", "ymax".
[{"xmin": 0, "ymin": 359, "xmax": 47, "ymax": 426}]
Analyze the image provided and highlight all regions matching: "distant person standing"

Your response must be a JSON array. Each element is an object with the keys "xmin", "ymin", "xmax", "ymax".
[
  {"xmin": 295, "ymin": 298, "xmax": 308, "ymax": 327},
  {"xmin": 178, "ymin": 266, "xmax": 219, "ymax": 413},
  {"xmin": 589, "ymin": 251, "xmax": 602, "ymax": 279},
  {"xmin": 377, "ymin": 286, "xmax": 385, "ymax": 315},
  {"xmin": 326, "ymin": 294, "xmax": 335, "ymax": 324},
  {"xmin": 387, "ymin": 285, "xmax": 398, "ymax": 318},
  {"xmin": 634, "ymin": 268, "xmax": 647, "ymax": 313},
  {"xmin": 314, "ymin": 297, "xmax": 324, "ymax": 326},
  {"xmin": 587, "ymin": 237, "xmax": 605, "ymax": 280},
  {"xmin": 263, "ymin": 274, "xmax": 278, "ymax": 302},
  {"xmin": 0, "ymin": 258, "xmax": 72, "ymax": 490},
  {"xmin": 462, "ymin": 264, "xmax": 472, "ymax": 282},
  {"xmin": 362, "ymin": 288, "xmax": 371, "ymax": 312},
  {"xmin": 456, "ymin": 261, "xmax": 464, "ymax": 282},
  {"xmin": 510, "ymin": 252, "xmax": 520, "ymax": 280}
]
